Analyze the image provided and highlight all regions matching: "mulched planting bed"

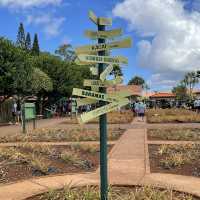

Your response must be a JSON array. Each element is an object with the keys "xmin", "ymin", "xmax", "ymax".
[
  {"xmin": 149, "ymin": 144, "xmax": 200, "ymax": 177},
  {"xmin": 147, "ymin": 109, "xmax": 200, "ymax": 123},
  {"xmin": 0, "ymin": 143, "xmax": 113, "ymax": 184},
  {"xmin": 27, "ymin": 186, "xmax": 199, "ymax": 200},
  {"xmin": 148, "ymin": 128, "xmax": 200, "ymax": 141},
  {"xmin": 64, "ymin": 110, "xmax": 134, "ymax": 124},
  {"xmin": 0, "ymin": 128, "xmax": 124, "ymax": 143}
]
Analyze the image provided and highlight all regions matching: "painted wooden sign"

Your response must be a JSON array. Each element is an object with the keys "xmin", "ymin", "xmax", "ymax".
[
  {"xmin": 77, "ymin": 54, "xmax": 128, "ymax": 65},
  {"xmin": 73, "ymin": 88, "xmax": 118, "ymax": 103},
  {"xmin": 98, "ymin": 17, "xmax": 112, "ymax": 26},
  {"xmin": 85, "ymin": 29, "xmax": 122, "ymax": 39},
  {"xmin": 76, "ymin": 98, "xmax": 97, "ymax": 107},
  {"xmin": 78, "ymin": 98, "xmax": 129, "ymax": 124},
  {"xmin": 100, "ymin": 64, "xmax": 113, "ymax": 81},
  {"xmin": 75, "ymin": 38, "xmax": 132, "ymax": 54},
  {"xmin": 89, "ymin": 10, "xmax": 98, "ymax": 25}
]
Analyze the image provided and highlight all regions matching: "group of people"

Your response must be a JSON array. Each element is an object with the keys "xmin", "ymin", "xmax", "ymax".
[{"xmin": 132, "ymin": 101, "xmax": 146, "ymax": 121}]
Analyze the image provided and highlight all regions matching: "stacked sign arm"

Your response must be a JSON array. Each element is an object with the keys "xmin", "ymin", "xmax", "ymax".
[{"xmin": 72, "ymin": 10, "xmax": 132, "ymax": 124}]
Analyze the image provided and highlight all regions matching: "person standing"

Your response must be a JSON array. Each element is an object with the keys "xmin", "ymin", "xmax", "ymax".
[
  {"xmin": 134, "ymin": 101, "xmax": 139, "ymax": 117},
  {"xmin": 11, "ymin": 101, "xmax": 17, "ymax": 124},
  {"xmin": 16, "ymin": 100, "xmax": 21, "ymax": 124},
  {"xmin": 138, "ymin": 101, "xmax": 146, "ymax": 121}
]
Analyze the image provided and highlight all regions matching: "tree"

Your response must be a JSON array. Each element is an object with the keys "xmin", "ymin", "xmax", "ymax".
[
  {"xmin": 16, "ymin": 23, "xmax": 26, "ymax": 49},
  {"xmin": 110, "ymin": 64, "xmax": 123, "ymax": 77},
  {"xmin": 32, "ymin": 33, "xmax": 40, "ymax": 56},
  {"xmin": 55, "ymin": 44, "xmax": 76, "ymax": 62},
  {"xmin": 181, "ymin": 72, "xmax": 199, "ymax": 99},
  {"xmin": 172, "ymin": 84, "xmax": 188, "ymax": 101},
  {"xmin": 32, "ymin": 52, "xmax": 91, "ymax": 98},
  {"xmin": 25, "ymin": 32, "xmax": 31, "ymax": 51},
  {"xmin": 128, "ymin": 76, "xmax": 145, "ymax": 88}
]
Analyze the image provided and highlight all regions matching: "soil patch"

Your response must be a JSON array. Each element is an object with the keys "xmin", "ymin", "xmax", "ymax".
[
  {"xmin": 149, "ymin": 144, "xmax": 200, "ymax": 177},
  {"xmin": 27, "ymin": 186, "xmax": 199, "ymax": 200},
  {"xmin": 147, "ymin": 109, "xmax": 200, "ymax": 123},
  {"xmin": 0, "ymin": 128, "xmax": 125, "ymax": 143},
  {"xmin": 0, "ymin": 144, "xmax": 112, "ymax": 184},
  {"xmin": 148, "ymin": 128, "xmax": 200, "ymax": 141}
]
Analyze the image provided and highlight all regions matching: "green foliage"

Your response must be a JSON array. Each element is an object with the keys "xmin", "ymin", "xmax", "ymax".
[
  {"xmin": 25, "ymin": 32, "xmax": 31, "ymax": 51},
  {"xmin": 31, "ymin": 68, "xmax": 53, "ymax": 93},
  {"xmin": 16, "ymin": 23, "xmax": 26, "ymax": 49},
  {"xmin": 0, "ymin": 37, "xmax": 52, "ymax": 98},
  {"xmin": 55, "ymin": 44, "xmax": 76, "ymax": 62},
  {"xmin": 128, "ymin": 76, "xmax": 145, "ymax": 88},
  {"xmin": 32, "ymin": 52, "xmax": 91, "ymax": 97},
  {"xmin": 110, "ymin": 64, "xmax": 123, "ymax": 77},
  {"xmin": 32, "ymin": 33, "xmax": 40, "ymax": 56},
  {"xmin": 181, "ymin": 72, "xmax": 199, "ymax": 99},
  {"xmin": 172, "ymin": 84, "xmax": 188, "ymax": 100}
]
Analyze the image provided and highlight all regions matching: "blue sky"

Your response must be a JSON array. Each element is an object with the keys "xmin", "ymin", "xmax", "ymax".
[{"xmin": 0, "ymin": 0, "xmax": 200, "ymax": 91}]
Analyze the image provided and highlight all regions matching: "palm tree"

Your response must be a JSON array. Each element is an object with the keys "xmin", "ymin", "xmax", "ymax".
[{"xmin": 181, "ymin": 72, "xmax": 199, "ymax": 99}]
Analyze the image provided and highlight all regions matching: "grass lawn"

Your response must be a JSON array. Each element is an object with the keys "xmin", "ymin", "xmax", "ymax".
[
  {"xmin": 146, "ymin": 109, "xmax": 200, "ymax": 123},
  {"xmin": 148, "ymin": 128, "xmax": 200, "ymax": 141},
  {"xmin": 64, "ymin": 110, "xmax": 134, "ymax": 124},
  {"xmin": 149, "ymin": 144, "xmax": 200, "ymax": 177},
  {"xmin": 0, "ymin": 127, "xmax": 124, "ymax": 143},
  {"xmin": 27, "ymin": 186, "xmax": 198, "ymax": 200},
  {"xmin": 0, "ymin": 143, "xmax": 112, "ymax": 184}
]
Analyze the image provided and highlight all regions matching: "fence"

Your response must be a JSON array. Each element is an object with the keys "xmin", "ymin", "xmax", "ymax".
[{"xmin": 0, "ymin": 99, "xmax": 13, "ymax": 123}]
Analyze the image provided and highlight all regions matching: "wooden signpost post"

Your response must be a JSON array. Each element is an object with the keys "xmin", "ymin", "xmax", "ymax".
[{"xmin": 72, "ymin": 10, "xmax": 132, "ymax": 200}]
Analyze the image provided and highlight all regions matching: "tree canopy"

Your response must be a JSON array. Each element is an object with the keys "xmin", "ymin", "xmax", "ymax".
[{"xmin": 128, "ymin": 76, "xmax": 146, "ymax": 88}]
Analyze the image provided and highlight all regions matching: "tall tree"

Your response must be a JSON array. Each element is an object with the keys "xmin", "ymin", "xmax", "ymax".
[
  {"xmin": 25, "ymin": 32, "xmax": 31, "ymax": 51},
  {"xmin": 128, "ymin": 76, "xmax": 146, "ymax": 88},
  {"xmin": 172, "ymin": 84, "xmax": 188, "ymax": 101},
  {"xmin": 110, "ymin": 64, "xmax": 123, "ymax": 77},
  {"xmin": 16, "ymin": 23, "xmax": 26, "ymax": 49},
  {"xmin": 32, "ymin": 33, "xmax": 40, "ymax": 56},
  {"xmin": 55, "ymin": 44, "xmax": 76, "ymax": 62},
  {"xmin": 181, "ymin": 72, "xmax": 199, "ymax": 99}
]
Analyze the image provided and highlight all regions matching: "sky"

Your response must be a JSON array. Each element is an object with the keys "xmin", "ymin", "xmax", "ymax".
[{"xmin": 0, "ymin": 0, "xmax": 200, "ymax": 92}]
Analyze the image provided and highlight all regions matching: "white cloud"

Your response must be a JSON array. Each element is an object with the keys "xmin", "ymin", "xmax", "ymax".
[
  {"xmin": 27, "ymin": 13, "xmax": 65, "ymax": 37},
  {"xmin": 113, "ymin": 0, "xmax": 200, "ymax": 89},
  {"xmin": 0, "ymin": 0, "xmax": 62, "ymax": 8}
]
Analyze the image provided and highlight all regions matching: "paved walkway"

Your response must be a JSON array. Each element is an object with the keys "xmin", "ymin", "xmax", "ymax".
[
  {"xmin": 107, "ymin": 118, "xmax": 146, "ymax": 185},
  {"xmin": 0, "ymin": 118, "xmax": 69, "ymax": 136},
  {"xmin": 2, "ymin": 117, "xmax": 200, "ymax": 199}
]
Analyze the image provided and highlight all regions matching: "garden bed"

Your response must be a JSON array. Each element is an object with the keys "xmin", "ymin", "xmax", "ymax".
[
  {"xmin": 149, "ymin": 144, "xmax": 200, "ymax": 177},
  {"xmin": 0, "ymin": 128, "xmax": 124, "ymax": 143},
  {"xmin": 64, "ymin": 110, "xmax": 134, "ymax": 124},
  {"xmin": 0, "ymin": 143, "xmax": 112, "ymax": 184},
  {"xmin": 146, "ymin": 109, "xmax": 200, "ymax": 123},
  {"xmin": 148, "ymin": 128, "xmax": 200, "ymax": 141},
  {"xmin": 27, "ymin": 186, "xmax": 198, "ymax": 200}
]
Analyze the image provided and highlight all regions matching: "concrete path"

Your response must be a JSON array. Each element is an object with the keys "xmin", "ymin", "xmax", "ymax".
[
  {"xmin": 107, "ymin": 128, "xmax": 146, "ymax": 185},
  {"xmin": 0, "ymin": 118, "xmax": 68, "ymax": 136},
  {"xmin": 2, "ymin": 117, "xmax": 200, "ymax": 199}
]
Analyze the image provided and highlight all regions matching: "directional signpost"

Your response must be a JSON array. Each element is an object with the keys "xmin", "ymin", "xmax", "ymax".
[{"xmin": 72, "ymin": 10, "xmax": 132, "ymax": 200}]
